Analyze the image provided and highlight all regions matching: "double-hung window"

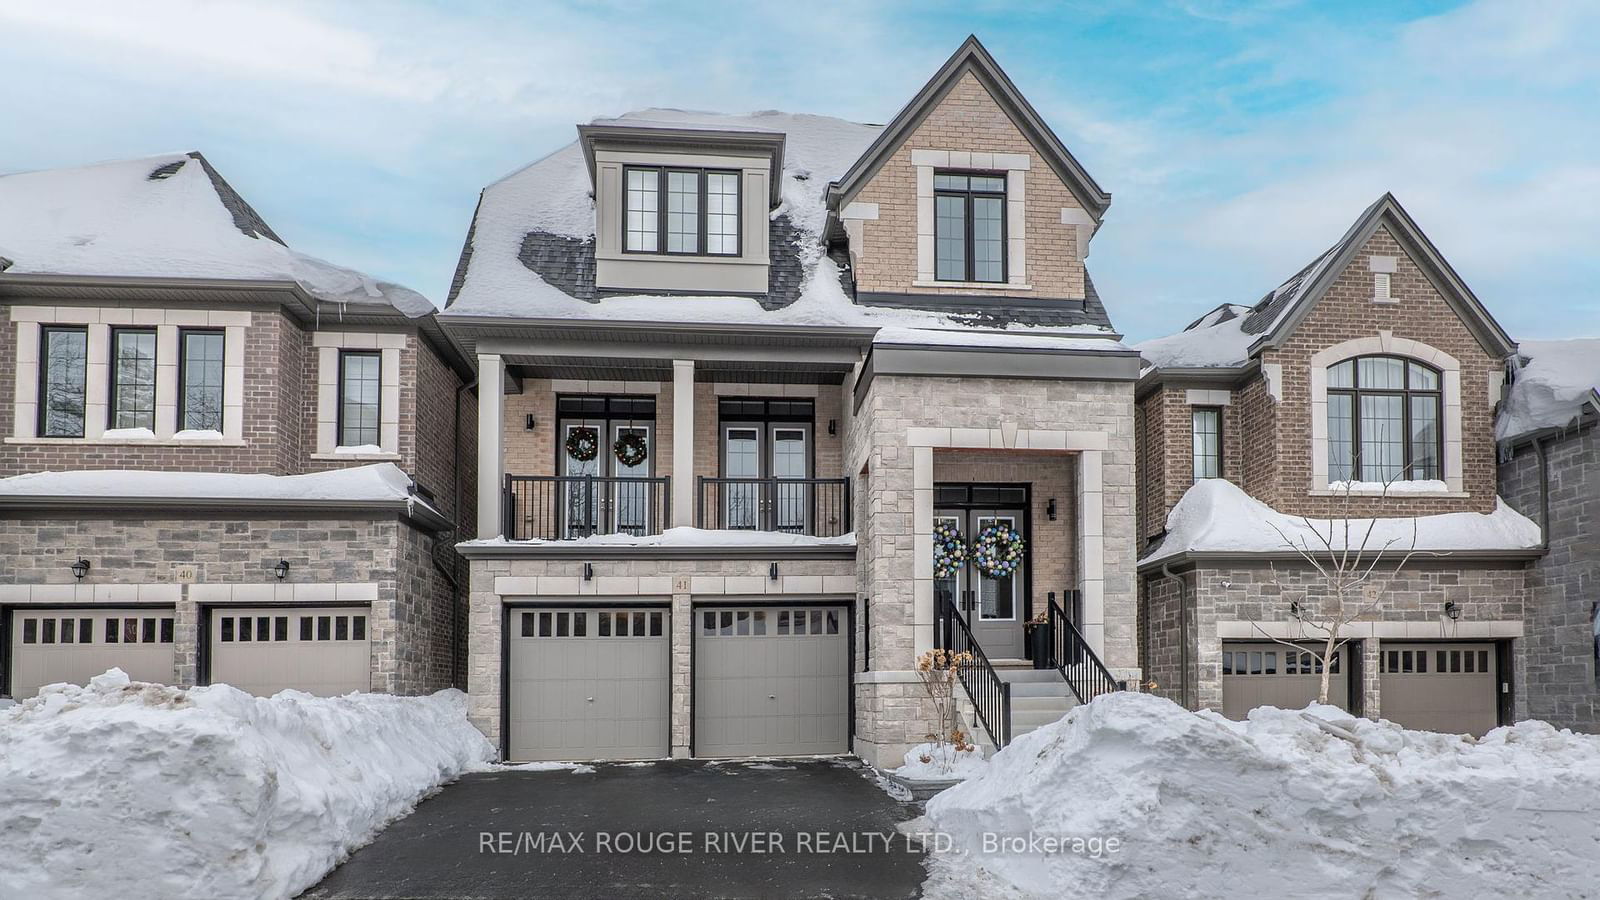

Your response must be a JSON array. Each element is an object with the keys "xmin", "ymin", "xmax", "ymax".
[
  {"xmin": 179, "ymin": 329, "xmax": 226, "ymax": 432},
  {"xmin": 623, "ymin": 166, "xmax": 740, "ymax": 256},
  {"xmin": 39, "ymin": 326, "xmax": 89, "ymax": 438},
  {"xmin": 1191, "ymin": 408, "xmax": 1222, "ymax": 481},
  {"xmin": 338, "ymin": 350, "xmax": 381, "ymax": 448},
  {"xmin": 109, "ymin": 328, "xmax": 157, "ymax": 431},
  {"xmin": 933, "ymin": 171, "xmax": 1006, "ymax": 283},
  {"xmin": 1327, "ymin": 355, "xmax": 1442, "ymax": 482}
]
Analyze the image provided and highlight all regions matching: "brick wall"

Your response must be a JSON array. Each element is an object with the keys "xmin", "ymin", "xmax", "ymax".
[
  {"xmin": 1501, "ymin": 427, "xmax": 1600, "ymax": 732},
  {"xmin": 850, "ymin": 70, "xmax": 1088, "ymax": 300}
]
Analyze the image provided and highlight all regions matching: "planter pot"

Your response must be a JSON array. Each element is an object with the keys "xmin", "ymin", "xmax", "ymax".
[
  {"xmin": 884, "ymin": 770, "xmax": 964, "ymax": 802},
  {"xmin": 1028, "ymin": 623, "xmax": 1054, "ymax": 669}
]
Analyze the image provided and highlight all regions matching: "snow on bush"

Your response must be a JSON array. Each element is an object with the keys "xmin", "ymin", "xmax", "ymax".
[
  {"xmin": 924, "ymin": 692, "xmax": 1600, "ymax": 899},
  {"xmin": 895, "ymin": 742, "xmax": 988, "ymax": 782},
  {"xmin": 0, "ymin": 670, "xmax": 495, "ymax": 900}
]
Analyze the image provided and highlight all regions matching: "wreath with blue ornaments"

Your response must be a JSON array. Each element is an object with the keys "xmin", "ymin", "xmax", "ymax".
[
  {"xmin": 972, "ymin": 522, "xmax": 1025, "ymax": 578},
  {"xmin": 932, "ymin": 520, "xmax": 968, "ymax": 578}
]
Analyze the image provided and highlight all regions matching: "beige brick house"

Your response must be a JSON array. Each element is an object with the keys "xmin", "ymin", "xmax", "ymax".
[
  {"xmin": 0, "ymin": 152, "xmax": 475, "ymax": 700},
  {"xmin": 1134, "ymin": 194, "xmax": 1543, "ymax": 733},
  {"xmin": 440, "ymin": 37, "xmax": 1140, "ymax": 766}
]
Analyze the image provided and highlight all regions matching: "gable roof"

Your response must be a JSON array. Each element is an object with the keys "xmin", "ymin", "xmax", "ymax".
[
  {"xmin": 0, "ymin": 151, "xmax": 435, "ymax": 318},
  {"xmin": 826, "ymin": 35, "xmax": 1110, "ymax": 223}
]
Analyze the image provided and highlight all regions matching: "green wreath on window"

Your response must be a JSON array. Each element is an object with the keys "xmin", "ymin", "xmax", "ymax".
[
  {"xmin": 971, "ymin": 522, "xmax": 1025, "ymax": 579},
  {"xmin": 564, "ymin": 426, "xmax": 599, "ymax": 462},
  {"xmin": 933, "ymin": 520, "xmax": 968, "ymax": 578},
  {"xmin": 613, "ymin": 431, "xmax": 649, "ymax": 468}
]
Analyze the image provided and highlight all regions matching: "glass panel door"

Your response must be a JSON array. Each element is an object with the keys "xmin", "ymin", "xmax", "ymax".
[
  {"xmin": 975, "ymin": 513, "xmax": 1019, "ymax": 623},
  {"xmin": 612, "ymin": 424, "xmax": 651, "ymax": 536},
  {"xmin": 722, "ymin": 425, "xmax": 761, "ymax": 529},
  {"xmin": 562, "ymin": 421, "xmax": 604, "ymax": 538},
  {"xmin": 770, "ymin": 425, "xmax": 810, "ymax": 533}
]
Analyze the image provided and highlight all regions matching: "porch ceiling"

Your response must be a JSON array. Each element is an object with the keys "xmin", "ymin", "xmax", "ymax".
[{"xmin": 506, "ymin": 357, "xmax": 848, "ymax": 385}]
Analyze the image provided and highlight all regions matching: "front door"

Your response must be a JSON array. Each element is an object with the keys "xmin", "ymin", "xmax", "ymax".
[
  {"xmin": 935, "ymin": 507, "xmax": 1026, "ymax": 658},
  {"xmin": 720, "ymin": 423, "xmax": 812, "ymax": 531},
  {"xmin": 769, "ymin": 424, "xmax": 811, "ymax": 533}
]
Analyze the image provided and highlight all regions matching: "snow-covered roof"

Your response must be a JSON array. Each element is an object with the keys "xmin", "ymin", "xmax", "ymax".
[
  {"xmin": 0, "ymin": 464, "xmax": 446, "ymax": 524},
  {"xmin": 1497, "ymin": 338, "xmax": 1600, "ymax": 441},
  {"xmin": 1135, "ymin": 303, "xmax": 1256, "ymax": 371},
  {"xmin": 0, "ymin": 152, "xmax": 434, "ymax": 317},
  {"xmin": 441, "ymin": 109, "xmax": 1118, "ymax": 338},
  {"xmin": 1139, "ymin": 479, "xmax": 1542, "ymax": 567}
]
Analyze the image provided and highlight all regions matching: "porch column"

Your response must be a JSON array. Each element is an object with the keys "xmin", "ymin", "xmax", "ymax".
[
  {"xmin": 671, "ymin": 359, "xmax": 695, "ymax": 528},
  {"xmin": 476, "ymin": 353, "xmax": 505, "ymax": 539},
  {"xmin": 1076, "ymin": 449, "xmax": 1105, "ymax": 658}
]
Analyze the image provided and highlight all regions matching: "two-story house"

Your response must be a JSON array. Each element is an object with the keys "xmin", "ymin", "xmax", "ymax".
[
  {"xmin": 440, "ymin": 37, "xmax": 1141, "ymax": 766},
  {"xmin": 1497, "ymin": 338, "xmax": 1600, "ymax": 732},
  {"xmin": 0, "ymin": 152, "xmax": 475, "ymax": 701},
  {"xmin": 1134, "ymin": 194, "xmax": 1544, "ymax": 735}
]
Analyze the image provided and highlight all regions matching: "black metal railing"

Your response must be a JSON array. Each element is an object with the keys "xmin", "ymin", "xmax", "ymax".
[
  {"xmin": 1047, "ymin": 591, "xmax": 1123, "ymax": 705},
  {"xmin": 696, "ymin": 477, "xmax": 851, "ymax": 537},
  {"xmin": 936, "ymin": 590, "xmax": 1012, "ymax": 749},
  {"xmin": 503, "ymin": 474, "xmax": 670, "ymax": 541}
]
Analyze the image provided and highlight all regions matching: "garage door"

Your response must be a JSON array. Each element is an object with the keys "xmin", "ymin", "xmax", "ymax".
[
  {"xmin": 1379, "ymin": 642, "xmax": 1499, "ymax": 735},
  {"xmin": 1222, "ymin": 642, "xmax": 1350, "ymax": 720},
  {"xmin": 209, "ymin": 607, "xmax": 371, "ymax": 697},
  {"xmin": 507, "ymin": 607, "xmax": 670, "ymax": 762},
  {"xmin": 8, "ymin": 608, "xmax": 176, "ymax": 698},
  {"xmin": 695, "ymin": 606, "xmax": 848, "ymax": 758}
]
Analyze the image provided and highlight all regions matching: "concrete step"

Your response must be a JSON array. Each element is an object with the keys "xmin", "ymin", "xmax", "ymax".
[
  {"xmin": 1011, "ymin": 695, "xmax": 1075, "ymax": 714},
  {"xmin": 1011, "ymin": 708, "xmax": 1073, "ymax": 733},
  {"xmin": 994, "ymin": 668, "xmax": 1067, "ymax": 683},
  {"xmin": 1008, "ymin": 680, "xmax": 1075, "ymax": 699}
]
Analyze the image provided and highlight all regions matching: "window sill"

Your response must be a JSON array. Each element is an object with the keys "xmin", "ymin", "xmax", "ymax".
[
  {"xmin": 311, "ymin": 451, "xmax": 402, "ymax": 462},
  {"xmin": 5, "ymin": 436, "xmax": 247, "ymax": 447},
  {"xmin": 1308, "ymin": 488, "xmax": 1470, "ymax": 499},
  {"xmin": 912, "ymin": 280, "xmax": 1032, "ymax": 290}
]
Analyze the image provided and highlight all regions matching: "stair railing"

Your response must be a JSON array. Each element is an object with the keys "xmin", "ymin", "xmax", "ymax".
[
  {"xmin": 935, "ymin": 590, "xmax": 1011, "ymax": 749},
  {"xmin": 1047, "ymin": 590, "xmax": 1124, "ymax": 705}
]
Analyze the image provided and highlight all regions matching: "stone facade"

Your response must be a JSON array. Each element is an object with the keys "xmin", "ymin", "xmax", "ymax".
[{"xmin": 1500, "ymin": 424, "xmax": 1600, "ymax": 732}]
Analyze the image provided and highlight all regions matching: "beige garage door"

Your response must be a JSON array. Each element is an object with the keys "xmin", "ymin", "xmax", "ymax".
[
  {"xmin": 507, "ymin": 608, "xmax": 670, "ymax": 762},
  {"xmin": 209, "ymin": 606, "xmax": 371, "ymax": 697},
  {"xmin": 694, "ymin": 607, "xmax": 849, "ymax": 758},
  {"xmin": 8, "ymin": 608, "xmax": 177, "ymax": 698},
  {"xmin": 1379, "ymin": 642, "xmax": 1499, "ymax": 735},
  {"xmin": 1222, "ymin": 642, "xmax": 1350, "ymax": 720}
]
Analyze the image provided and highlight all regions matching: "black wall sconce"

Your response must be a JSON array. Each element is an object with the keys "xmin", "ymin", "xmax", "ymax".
[
  {"xmin": 583, "ymin": 563, "xmax": 594, "ymax": 581},
  {"xmin": 273, "ymin": 559, "xmax": 290, "ymax": 580},
  {"xmin": 828, "ymin": 419, "xmax": 837, "ymax": 436},
  {"xmin": 769, "ymin": 562, "xmax": 780, "ymax": 581},
  {"xmin": 70, "ymin": 558, "xmax": 91, "ymax": 580},
  {"xmin": 1444, "ymin": 600, "xmax": 1460, "ymax": 620},
  {"xmin": 525, "ymin": 414, "xmax": 537, "ymax": 431},
  {"xmin": 1289, "ymin": 600, "xmax": 1301, "ymax": 618},
  {"xmin": 1046, "ymin": 498, "xmax": 1058, "ymax": 521}
]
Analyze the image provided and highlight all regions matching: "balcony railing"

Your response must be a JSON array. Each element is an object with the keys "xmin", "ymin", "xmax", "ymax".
[
  {"xmin": 504, "ymin": 474, "xmax": 670, "ymax": 541},
  {"xmin": 696, "ymin": 477, "xmax": 851, "ymax": 538}
]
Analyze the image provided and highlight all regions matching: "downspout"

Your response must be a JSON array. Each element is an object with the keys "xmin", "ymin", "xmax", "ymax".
[
  {"xmin": 1534, "ymin": 435, "xmax": 1551, "ymax": 552},
  {"xmin": 1161, "ymin": 563, "xmax": 1190, "ymax": 709}
]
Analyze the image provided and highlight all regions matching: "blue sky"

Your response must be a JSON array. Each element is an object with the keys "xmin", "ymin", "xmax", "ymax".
[{"xmin": 1, "ymin": 0, "xmax": 1595, "ymax": 342}]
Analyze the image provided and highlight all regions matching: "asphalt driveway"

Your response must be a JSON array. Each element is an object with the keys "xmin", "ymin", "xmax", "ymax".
[{"xmin": 302, "ymin": 758, "xmax": 927, "ymax": 900}]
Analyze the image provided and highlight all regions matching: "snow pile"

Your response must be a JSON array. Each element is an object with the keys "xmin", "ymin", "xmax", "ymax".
[
  {"xmin": 1497, "ymin": 338, "xmax": 1600, "ymax": 441},
  {"xmin": 1325, "ymin": 478, "xmax": 1449, "ymax": 494},
  {"xmin": 461, "ymin": 526, "xmax": 855, "ymax": 549},
  {"xmin": 873, "ymin": 326, "xmax": 1124, "ymax": 350},
  {"xmin": 0, "ymin": 670, "xmax": 494, "ymax": 900},
  {"xmin": 0, "ymin": 153, "xmax": 434, "ymax": 316},
  {"xmin": 924, "ymin": 692, "xmax": 1600, "ymax": 899},
  {"xmin": 1140, "ymin": 479, "xmax": 1541, "ymax": 565},
  {"xmin": 0, "ymin": 462, "xmax": 427, "ymax": 507},
  {"xmin": 895, "ymin": 742, "xmax": 988, "ymax": 781},
  {"xmin": 1134, "ymin": 303, "xmax": 1256, "ymax": 370}
]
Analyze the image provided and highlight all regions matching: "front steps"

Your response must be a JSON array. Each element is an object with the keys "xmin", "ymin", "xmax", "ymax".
[{"xmin": 955, "ymin": 662, "xmax": 1078, "ymax": 756}]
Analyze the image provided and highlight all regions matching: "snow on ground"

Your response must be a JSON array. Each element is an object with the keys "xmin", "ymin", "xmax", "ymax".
[
  {"xmin": 1139, "ymin": 479, "xmax": 1541, "ymax": 566},
  {"xmin": 893, "ymin": 742, "xmax": 989, "ymax": 781},
  {"xmin": 0, "ymin": 462, "xmax": 428, "ymax": 507},
  {"xmin": 460, "ymin": 526, "xmax": 855, "ymax": 549},
  {"xmin": 923, "ymin": 692, "xmax": 1600, "ymax": 899},
  {"xmin": 0, "ymin": 153, "xmax": 434, "ymax": 316},
  {"xmin": 0, "ymin": 670, "xmax": 494, "ymax": 900},
  {"xmin": 1497, "ymin": 338, "xmax": 1600, "ymax": 441}
]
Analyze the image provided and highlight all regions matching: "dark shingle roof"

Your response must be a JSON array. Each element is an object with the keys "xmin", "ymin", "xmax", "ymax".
[
  {"xmin": 182, "ymin": 151, "xmax": 285, "ymax": 245},
  {"xmin": 1239, "ymin": 196, "xmax": 1383, "ymax": 336}
]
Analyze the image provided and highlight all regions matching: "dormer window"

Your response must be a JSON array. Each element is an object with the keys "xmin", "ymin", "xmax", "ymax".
[
  {"xmin": 623, "ymin": 166, "xmax": 740, "ymax": 256},
  {"xmin": 934, "ymin": 171, "xmax": 1006, "ymax": 283}
]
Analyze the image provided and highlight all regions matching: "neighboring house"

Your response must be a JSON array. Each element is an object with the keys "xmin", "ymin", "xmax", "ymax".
[
  {"xmin": 0, "ymin": 152, "xmax": 476, "ymax": 701},
  {"xmin": 440, "ymin": 37, "xmax": 1141, "ymax": 766},
  {"xmin": 1497, "ymin": 338, "xmax": 1600, "ymax": 732},
  {"xmin": 1133, "ymin": 194, "xmax": 1543, "ymax": 735}
]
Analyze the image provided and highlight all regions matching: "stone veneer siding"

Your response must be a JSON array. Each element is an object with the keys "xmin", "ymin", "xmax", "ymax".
[
  {"xmin": 0, "ymin": 513, "xmax": 458, "ymax": 695},
  {"xmin": 1140, "ymin": 560, "xmax": 1528, "ymax": 718},
  {"xmin": 1500, "ymin": 425, "xmax": 1600, "ymax": 732}
]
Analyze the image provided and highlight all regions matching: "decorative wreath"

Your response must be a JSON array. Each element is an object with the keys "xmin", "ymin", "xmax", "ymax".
[
  {"xmin": 564, "ymin": 426, "xmax": 599, "ymax": 462},
  {"xmin": 932, "ymin": 520, "xmax": 968, "ymax": 578},
  {"xmin": 971, "ymin": 522, "xmax": 1025, "ymax": 579},
  {"xmin": 613, "ymin": 431, "xmax": 649, "ymax": 468}
]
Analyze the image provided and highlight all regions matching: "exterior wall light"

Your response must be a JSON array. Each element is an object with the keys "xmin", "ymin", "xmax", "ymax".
[
  {"xmin": 1047, "ymin": 498, "xmax": 1058, "ymax": 521},
  {"xmin": 583, "ymin": 562, "xmax": 593, "ymax": 581},
  {"xmin": 273, "ymin": 559, "xmax": 290, "ymax": 580},
  {"xmin": 70, "ymin": 558, "xmax": 91, "ymax": 580},
  {"xmin": 1289, "ymin": 600, "xmax": 1301, "ymax": 618},
  {"xmin": 769, "ymin": 562, "xmax": 780, "ymax": 581},
  {"xmin": 526, "ymin": 414, "xmax": 537, "ymax": 431},
  {"xmin": 1444, "ymin": 600, "xmax": 1461, "ymax": 620}
]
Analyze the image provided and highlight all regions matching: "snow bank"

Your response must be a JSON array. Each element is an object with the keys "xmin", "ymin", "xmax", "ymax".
[
  {"xmin": 895, "ymin": 742, "xmax": 988, "ymax": 781},
  {"xmin": 924, "ymin": 692, "xmax": 1600, "ymax": 899},
  {"xmin": 0, "ymin": 670, "xmax": 494, "ymax": 900},
  {"xmin": 1497, "ymin": 338, "xmax": 1600, "ymax": 441},
  {"xmin": 1140, "ymin": 479, "xmax": 1541, "ymax": 565},
  {"xmin": 0, "ymin": 462, "xmax": 422, "ymax": 505}
]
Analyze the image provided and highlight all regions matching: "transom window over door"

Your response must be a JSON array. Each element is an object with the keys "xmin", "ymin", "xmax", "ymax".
[
  {"xmin": 1327, "ymin": 355, "xmax": 1442, "ymax": 482},
  {"xmin": 109, "ymin": 328, "xmax": 157, "ymax": 431},
  {"xmin": 933, "ymin": 172, "xmax": 1006, "ymax": 283},
  {"xmin": 338, "ymin": 350, "xmax": 381, "ymax": 448},
  {"xmin": 623, "ymin": 166, "xmax": 739, "ymax": 256}
]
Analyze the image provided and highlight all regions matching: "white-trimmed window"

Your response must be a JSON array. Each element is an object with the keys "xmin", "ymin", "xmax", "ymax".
[
  {"xmin": 338, "ymin": 350, "xmax": 382, "ymax": 449},
  {"xmin": 109, "ymin": 328, "xmax": 158, "ymax": 432},
  {"xmin": 1327, "ymin": 355, "xmax": 1442, "ymax": 482},
  {"xmin": 179, "ymin": 329, "xmax": 226, "ymax": 432},
  {"xmin": 933, "ymin": 171, "xmax": 1006, "ymax": 283},
  {"xmin": 38, "ymin": 326, "xmax": 89, "ymax": 438},
  {"xmin": 1191, "ymin": 407, "xmax": 1222, "ymax": 481},
  {"xmin": 622, "ymin": 165, "xmax": 739, "ymax": 257},
  {"xmin": 312, "ymin": 331, "xmax": 402, "ymax": 458}
]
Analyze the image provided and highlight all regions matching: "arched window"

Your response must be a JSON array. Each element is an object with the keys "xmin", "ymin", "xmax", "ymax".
[{"xmin": 1327, "ymin": 355, "xmax": 1442, "ymax": 483}]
